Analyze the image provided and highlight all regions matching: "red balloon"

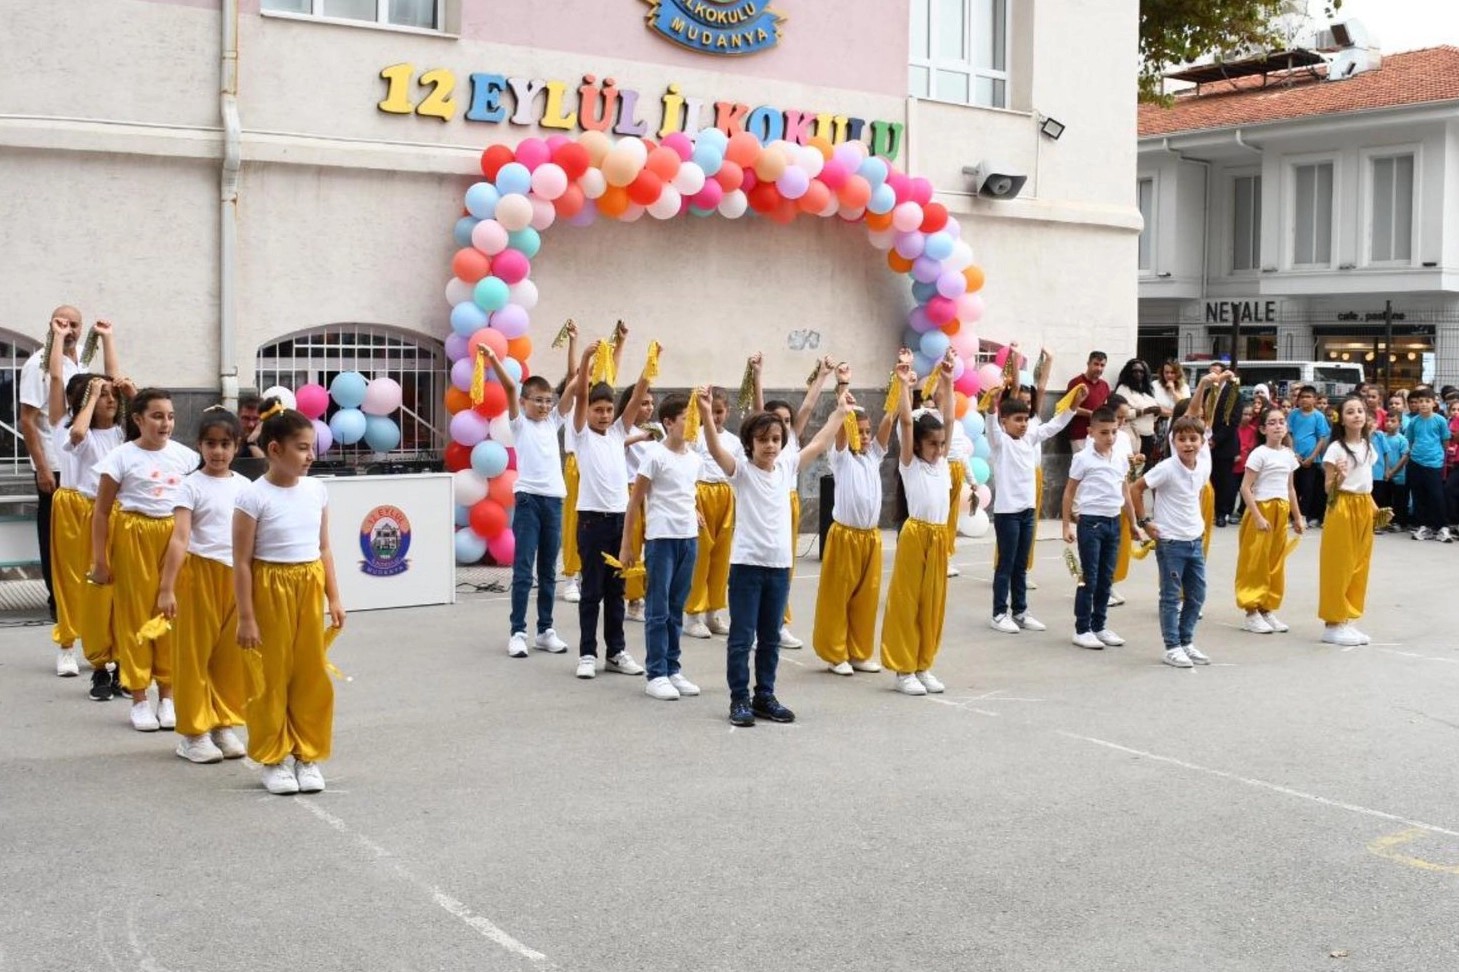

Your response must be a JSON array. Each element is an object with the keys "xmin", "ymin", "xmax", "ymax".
[
  {"xmin": 472, "ymin": 381, "xmax": 508, "ymax": 419},
  {"xmin": 627, "ymin": 170, "xmax": 664, "ymax": 206},
  {"xmin": 488, "ymin": 469, "xmax": 518, "ymax": 508},
  {"xmin": 451, "ymin": 248, "xmax": 492, "ymax": 283},
  {"xmin": 553, "ymin": 184, "xmax": 586, "ymax": 218},
  {"xmin": 920, "ymin": 202, "xmax": 949, "ymax": 234},
  {"xmin": 445, "ymin": 442, "xmax": 472, "ymax": 472},
  {"xmin": 505, "ymin": 447, "xmax": 517, "ymax": 471},
  {"xmin": 747, "ymin": 182, "xmax": 781, "ymax": 214},
  {"xmin": 469, "ymin": 498, "xmax": 507, "ymax": 539},
  {"xmin": 552, "ymin": 142, "xmax": 591, "ymax": 181},
  {"xmin": 480, "ymin": 145, "xmax": 515, "ymax": 181}
]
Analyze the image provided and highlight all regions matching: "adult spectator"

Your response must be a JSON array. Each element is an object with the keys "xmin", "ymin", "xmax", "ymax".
[
  {"xmin": 238, "ymin": 392, "xmax": 266, "ymax": 458},
  {"xmin": 1201, "ymin": 361, "xmax": 1242, "ymax": 526},
  {"xmin": 1063, "ymin": 351, "xmax": 1109, "ymax": 453},
  {"xmin": 1113, "ymin": 358, "xmax": 1160, "ymax": 458}
]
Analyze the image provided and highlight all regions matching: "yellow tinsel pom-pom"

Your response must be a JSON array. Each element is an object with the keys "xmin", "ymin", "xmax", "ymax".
[
  {"xmin": 684, "ymin": 387, "xmax": 702, "ymax": 443},
  {"xmin": 471, "ymin": 347, "xmax": 487, "ymax": 406},
  {"xmin": 843, "ymin": 411, "xmax": 862, "ymax": 452},
  {"xmin": 882, "ymin": 372, "xmax": 901, "ymax": 416},
  {"xmin": 590, "ymin": 340, "xmax": 617, "ymax": 387},
  {"xmin": 1054, "ymin": 385, "xmax": 1082, "ymax": 415},
  {"xmin": 322, "ymin": 625, "xmax": 352, "ymax": 682},
  {"xmin": 601, "ymin": 552, "xmax": 647, "ymax": 582},
  {"xmin": 920, "ymin": 369, "xmax": 940, "ymax": 404},
  {"xmin": 551, "ymin": 319, "xmax": 573, "ymax": 349},
  {"xmin": 136, "ymin": 615, "xmax": 172, "ymax": 644},
  {"xmin": 645, "ymin": 341, "xmax": 662, "ymax": 382}
]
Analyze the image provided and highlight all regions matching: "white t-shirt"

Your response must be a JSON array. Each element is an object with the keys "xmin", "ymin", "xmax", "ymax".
[
  {"xmin": 901, "ymin": 456, "xmax": 952, "ymax": 524},
  {"xmin": 562, "ymin": 419, "xmax": 576, "ymax": 457},
  {"xmin": 234, "ymin": 476, "xmax": 329, "ymax": 563},
  {"xmin": 729, "ymin": 455, "xmax": 798, "ymax": 568},
  {"xmin": 510, "ymin": 409, "xmax": 567, "ymax": 498},
  {"xmin": 637, "ymin": 442, "xmax": 700, "ymax": 540},
  {"xmin": 52, "ymin": 426, "xmax": 83, "ymax": 490},
  {"xmin": 176, "ymin": 470, "xmax": 249, "ymax": 566},
  {"xmin": 696, "ymin": 430, "xmax": 741, "ymax": 484},
  {"xmin": 19, "ymin": 352, "xmax": 88, "ymax": 471},
  {"xmin": 1143, "ymin": 449, "xmax": 1212, "ymax": 542},
  {"xmin": 1069, "ymin": 445, "xmax": 1129, "ymax": 518},
  {"xmin": 1118, "ymin": 386, "xmax": 1160, "ymax": 437},
  {"xmin": 987, "ymin": 408, "xmax": 1074, "ymax": 513},
  {"xmin": 625, "ymin": 423, "xmax": 663, "ymax": 485},
  {"xmin": 1244, "ymin": 445, "xmax": 1299, "ymax": 502},
  {"xmin": 948, "ymin": 421, "xmax": 973, "ymax": 463},
  {"xmin": 1325, "ymin": 439, "xmax": 1375, "ymax": 495},
  {"xmin": 94, "ymin": 440, "xmax": 201, "ymax": 518},
  {"xmin": 61, "ymin": 426, "xmax": 124, "ymax": 498},
  {"xmin": 574, "ymin": 420, "xmax": 629, "ymax": 513},
  {"xmin": 830, "ymin": 441, "xmax": 885, "ymax": 530}
]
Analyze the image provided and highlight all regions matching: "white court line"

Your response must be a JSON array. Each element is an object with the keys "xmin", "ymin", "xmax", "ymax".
[
  {"xmin": 294, "ymin": 798, "xmax": 551, "ymax": 965},
  {"xmin": 1056, "ymin": 730, "xmax": 1459, "ymax": 839},
  {"xmin": 1379, "ymin": 648, "xmax": 1459, "ymax": 665},
  {"xmin": 926, "ymin": 697, "xmax": 999, "ymax": 717}
]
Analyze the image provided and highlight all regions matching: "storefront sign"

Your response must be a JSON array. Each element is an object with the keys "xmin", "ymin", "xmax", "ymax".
[
  {"xmin": 1336, "ymin": 309, "xmax": 1407, "ymax": 322},
  {"xmin": 377, "ymin": 65, "xmax": 904, "ymax": 160},
  {"xmin": 643, "ymin": 0, "xmax": 783, "ymax": 56},
  {"xmin": 1204, "ymin": 299, "xmax": 1276, "ymax": 324}
]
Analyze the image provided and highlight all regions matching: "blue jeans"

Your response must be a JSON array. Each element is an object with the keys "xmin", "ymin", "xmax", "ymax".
[
  {"xmin": 992, "ymin": 508, "xmax": 1035, "ymax": 617},
  {"xmin": 1154, "ymin": 538, "xmax": 1206, "ymax": 648},
  {"xmin": 644, "ymin": 537, "xmax": 696, "ymax": 679},
  {"xmin": 1074, "ymin": 514, "xmax": 1120, "ymax": 634},
  {"xmin": 510, "ymin": 492, "xmax": 562, "ymax": 635},
  {"xmin": 725, "ymin": 564, "xmax": 790, "ymax": 703},
  {"xmin": 577, "ymin": 512, "xmax": 625, "ymax": 658}
]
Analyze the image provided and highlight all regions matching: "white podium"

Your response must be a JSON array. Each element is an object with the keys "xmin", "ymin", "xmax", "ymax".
[{"xmin": 320, "ymin": 473, "xmax": 456, "ymax": 612}]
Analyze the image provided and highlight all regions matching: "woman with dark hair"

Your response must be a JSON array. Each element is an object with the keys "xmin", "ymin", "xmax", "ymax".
[{"xmin": 1115, "ymin": 358, "xmax": 1161, "ymax": 459}]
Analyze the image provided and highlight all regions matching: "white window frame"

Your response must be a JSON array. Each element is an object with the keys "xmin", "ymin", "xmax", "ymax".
[
  {"xmin": 1286, "ymin": 154, "xmax": 1338, "ymax": 270},
  {"xmin": 1137, "ymin": 175, "xmax": 1156, "ymax": 274},
  {"xmin": 1361, "ymin": 145, "xmax": 1420, "ymax": 268},
  {"xmin": 260, "ymin": 0, "xmax": 445, "ymax": 34},
  {"xmin": 908, "ymin": 0, "xmax": 1011, "ymax": 109},
  {"xmin": 1228, "ymin": 169, "xmax": 1262, "ymax": 276}
]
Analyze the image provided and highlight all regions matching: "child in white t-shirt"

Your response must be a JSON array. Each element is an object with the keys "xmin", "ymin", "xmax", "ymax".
[
  {"xmin": 91, "ymin": 388, "xmax": 201, "ymax": 732},
  {"xmin": 697, "ymin": 385, "xmax": 847, "ymax": 727},
  {"xmin": 1319, "ymin": 395, "xmax": 1378, "ymax": 647},
  {"xmin": 157, "ymin": 408, "xmax": 250, "ymax": 764},
  {"xmin": 1062, "ymin": 405, "xmax": 1141, "ymax": 651},
  {"xmin": 1236, "ymin": 406, "xmax": 1304, "ymax": 635},
  {"xmin": 233, "ymin": 401, "xmax": 344, "ymax": 796}
]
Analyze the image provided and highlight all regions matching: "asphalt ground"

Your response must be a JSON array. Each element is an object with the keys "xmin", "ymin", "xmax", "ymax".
[{"xmin": 3, "ymin": 523, "xmax": 1458, "ymax": 972}]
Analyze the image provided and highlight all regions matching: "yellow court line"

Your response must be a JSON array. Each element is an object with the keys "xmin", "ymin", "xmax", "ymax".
[{"xmin": 1367, "ymin": 828, "xmax": 1459, "ymax": 875}]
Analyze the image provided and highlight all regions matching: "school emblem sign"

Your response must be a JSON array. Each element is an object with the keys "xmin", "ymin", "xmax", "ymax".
[
  {"xmin": 643, "ymin": 0, "xmax": 784, "ymax": 56},
  {"xmin": 359, "ymin": 505, "xmax": 412, "ymax": 577}
]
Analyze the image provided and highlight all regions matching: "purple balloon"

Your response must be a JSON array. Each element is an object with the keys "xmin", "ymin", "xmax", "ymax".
[
  {"xmin": 449, "ymin": 409, "xmax": 491, "ymax": 447},
  {"xmin": 311, "ymin": 419, "xmax": 333, "ymax": 456},
  {"xmin": 490, "ymin": 304, "xmax": 530, "ymax": 339},
  {"xmin": 451, "ymin": 357, "xmax": 475, "ymax": 392},
  {"xmin": 568, "ymin": 207, "xmax": 596, "ymax": 227},
  {"xmin": 445, "ymin": 332, "xmax": 469, "ymax": 362},
  {"xmin": 907, "ymin": 306, "xmax": 935, "ymax": 334},
  {"xmin": 912, "ymin": 256, "xmax": 943, "ymax": 283},
  {"xmin": 894, "ymin": 232, "xmax": 925, "ymax": 260},
  {"xmin": 936, "ymin": 270, "xmax": 968, "ymax": 298},
  {"xmin": 776, "ymin": 167, "xmax": 809, "ymax": 200}
]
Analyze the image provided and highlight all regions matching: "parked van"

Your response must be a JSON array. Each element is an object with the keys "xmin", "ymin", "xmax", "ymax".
[{"xmin": 1181, "ymin": 360, "xmax": 1365, "ymax": 403}]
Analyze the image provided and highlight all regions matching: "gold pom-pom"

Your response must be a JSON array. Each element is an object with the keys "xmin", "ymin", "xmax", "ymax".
[
  {"xmin": 471, "ymin": 347, "xmax": 487, "ymax": 406},
  {"xmin": 551, "ymin": 319, "xmax": 573, "ymax": 349},
  {"xmin": 684, "ymin": 387, "xmax": 702, "ymax": 443},
  {"xmin": 136, "ymin": 615, "xmax": 172, "ymax": 644},
  {"xmin": 645, "ymin": 341, "xmax": 662, "ymax": 382},
  {"xmin": 882, "ymin": 372, "xmax": 901, "ymax": 415},
  {"xmin": 842, "ymin": 411, "xmax": 862, "ymax": 452}
]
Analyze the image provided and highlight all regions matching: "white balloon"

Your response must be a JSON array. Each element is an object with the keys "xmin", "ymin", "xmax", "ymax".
[
  {"xmin": 579, "ymin": 168, "xmax": 607, "ymax": 200},
  {"xmin": 648, "ymin": 185, "xmax": 682, "ymax": 220},
  {"xmin": 717, "ymin": 189, "xmax": 748, "ymax": 219},
  {"xmin": 495, "ymin": 194, "xmax": 533, "ymax": 232},
  {"xmin": 445, "ymin": 277, "xmax": 473, "ymax": 306},
  {"xmin": 960, "ymin": 508, "xmax": 990, "ymax": 538},
  {"xmin": 818, "ymin": 195, "xmax": 840, "ymax": 218},
  {"xmin": 453, "ymin": 468, "xmax": 488, "ymax": 506},
  {"xmin": 946, "ymin": 240, "xmax": 975, "ymax": 271},
  {"xmin": 261, "ymin": 385, "xmax": 297, "ymax": 410},
  {"xmin": 487, "ymin": 414, "xmax": 514, "ymax": 447},
  {"xmin": 800, "ymin": 147, "xmax": 825, "ymax": 177},
  {"xmin": 621, "ymin": 203, "xmax": 646, "ymax": 223},
  {"xmin": 868, "ymin": 228, "xmax": 897, "ymax": 251},
  {"xmin": 618, "ymin": 136, "xmax": 648, "ymax": 164},
  {"xmin": 508, "ymin": 279, "xmax": 539, "ymax": 310},
  {"xmin": 670, "ymin": 162, "xmax": 705, "ymax": 196}
]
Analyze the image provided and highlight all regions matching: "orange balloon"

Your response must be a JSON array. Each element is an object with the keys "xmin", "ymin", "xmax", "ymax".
[
  {"xmin": 806, "ymin": 137, "xmax": 834, "ymax": 161},
  {"xmin": 445, "ymin": 386, "xmax": 471, "ymax": 415},
  {"xmin": 645, "ymin": 145, "xmax": 681, "ymax": 181},
  {"xmin": 553, "ymin": 184, "xmax": 585, "ymax": 218},
  {"xmin": 963, "ymin": 265, "xmax": 986, "ymax": 293},
  {"xmin": 506, "ymin": 335, "xmax": 532, "ymax": 361},
  {"xmin": 487, "ymin": 469, "xmax": 518, "ymax": 508},
  {"xmin": 941, "ymin": 319, "xmax": 961, "ymax": 336},
  {"xmin": 888, "ymin": 250, "xmax": 914, "ymax": 273},
  {"xmin": 837, "ymin": 174, "xmax": 871, "ymax": 210},
  {"xmin": 714, "ymin": 160, "xmax": 744, "ymax": 192},
  {"xmin": 798, "ymin": 181, "xmax": 832, "ymax": 213},
  {"xmin": 865, "ymin": 210, "xmax": 894, "ymax": 231},
  {"xmin": 753, "ymin": 147, "xmax": 788, "ymax": 182},
  {"xmin": 725, "ymin": 131, "xmax": 761, "ymax": 167},
  {"xmin": 451, "ymin": 248, "xmax": 492, "ymax": 284},
  {"xmin": 472, "ymin": 381, "xmax": 508, "ymax": 419},
  {"xmin": 597, "ymin": 185, "xmax": 630, "ymax": 217},
  {"xmin": 772, "ymin": 198, "xmax": 799, "ymax": 223},
  {"xmin": 955, "ymin": 392, "xmax": 970, "ymax": 419},
  {"xmin": 468, "ymin": 327, "xmax": 508, "ymax": 360}
]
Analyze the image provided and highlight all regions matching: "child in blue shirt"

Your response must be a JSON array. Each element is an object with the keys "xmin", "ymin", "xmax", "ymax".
[
  {"xmin": 1372, "ymin": 412, "xmax": 1408, "ymax": 533},
  {"xmin": 1404, "ymin": 387, "xmax": 1451, "ymax": 542},
  {"xmin": 1289, "ymin": 385, "xmax": 1330, "ymax": 527}
]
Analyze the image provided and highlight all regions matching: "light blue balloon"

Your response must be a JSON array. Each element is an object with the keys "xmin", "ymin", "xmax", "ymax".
[
  {"xmin": 364, "ymin": 415, "xmax": 401, "ymax": 452},
  {"xmin": 696, "ymin": 128, "xmax": 729, "ymax": 150},
  {"xmin": 507, "ymin": 227, "xmax": 541, "ymax": 259},
  {"xmin": 901, "ymin": 326, "xmax": 923, "ymax": 352},
  {"xmin": 464, "ymin": 183, "xmax": 499, "ymax": 219},
  {"xmin": 502, "ymin": 358, "xmax": 523, "ymax": 383},
  {"xmin": 962, "ymin": 411, "xmax": 985, "ymax": 438},
  {"xmin": 455, "ymin": 526, "xmax": 488, "ymax": 564},
  {"xmin": 450, "ymin": 301, "xmax": 488, "ymax": 337},
  {"xmin": 867, "ymin": 183, "xmax": 896, "ymax": 215},
  {"xmin": 329, "ymin": 407, "xmax": 367, "ymax": 445},
  {"xmin": 919, "ymin": 330, "xmax": 951, "ymax": 361},
  {"xmin": 692, "ymin": 144, "xmax": 724, "ymax": 176},
  {"xmin": 924, "ymin": 232, "xmax": 955, "ymax": 261},
  {"xmin": 454, "ymin": 216, "xmax": 480, "ymax": 248},
  {"xmin": 973, "ymin": 436, "xmax": 991, "ymax": 460},
  {"xmin": 471, "ymin": 440, "xmax": 509, "ymax": 478},
  {"xmin": 473, "ymin": 276, "xmax": 510, "ymax": 312},
  {"xmin": 913, "ymin": 352, "xmax": 935, "ymax": 377},
  {"xmin": 494, "ymin": 162, "xmax": 532, "ymax": 197},
  {"xmin": 329, "ymin": 372, "xmax": 368, "ymax": 409},
  {"xmin": 454, "ymin": 504, "xmax": 471, "ymax": 528},
  {"xmin": 858, "ymin": 156, "xmax": 889, "ymax": 187},
  {"xmin": 969, "ymin": 456, "xmax": 991, "ymax": 485},
  {"xmin": 911, "ymin": 280, "xmax": 938, "ymax": 303}
]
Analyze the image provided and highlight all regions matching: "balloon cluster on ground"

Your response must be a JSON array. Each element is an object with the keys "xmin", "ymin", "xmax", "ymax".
[
  {"xmin": 262, "ymin": 375, "xmax": 403, "ymax": 456},
  {"xmin": 443, "ymin": 130, "xmax": 988, "ymax": 565}
]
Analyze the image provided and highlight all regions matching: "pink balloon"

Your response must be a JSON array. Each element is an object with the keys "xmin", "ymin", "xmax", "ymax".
[
  {"xmin": 505, "ymin": 447, "xmax": 517, "ymax": 471},
  {"xmin": 545, "ymin": 134, "xmax": 570, "ymax": 151},
  {"xmin": 818, "ymin": 160, "xmax": 848, "ymax": 190},
  {"xmin": 892, "ymin": 202, "xmax": 925, "ymax": 233},
  {"xmin": 925, "ymin": 295, "xmax": 956, "ymax": 325},
  {"xmin": 691, "ymin": 180, "xmax": 724, "ymax": 209},
  {"xmin": 529, "ymin": 163, "xmax": 568, "ymax": 200},
  {"xmin": 362, "ymin": 377, "xmax": 403, "ymax": 416},
  {"xmin": 950, "ymin": 327, "xmax": 978, "ymax": 358},
  {"xmin": 994, "ymin": 346, "xmax": 1014, "ymax": 369},
  {"xmin": 295, "ymin": 383, "xmax": 329, "ymax": 420},
  {"xmin": 661, "ymin": 132, "xmax": 694, "ymax": 161},
  {"xmin": 887, "ymin": 172, "xmax": 912, "ymax": 203},
  {"xmin": 487, "ymin": 529, "xmax": 516, "ymax": 566},
  {"xmin": 515, "ymin": 137, "xmax": 550, "ymax": 171},
  {"xmin": 977, "ymin": 363, "xmax": 1004, "ymax": 392},
  {"xmin": 956, "ymin": 292, "xmax": 986, "ymax": 324},
  {"xmin": 471, "ymin": 220, "xmax": 509, "ymax": 255},
  {"xmin": 954, "ymin": 368, "xmax": 980, "ymax": 397},
  {"xmin": 492, "ymin": 250, "xmax": 530, "ymax": 285},
  {"xmin": 974, "ymin": 484, "xmax": 992, "ymax": 510},
  {"xmin": 908, "ymin": 177, "xmax": 934, "ymax": 206},
  {"xmin": 530, "ymin": 197, "xmax": 556, "ymax": 231}
]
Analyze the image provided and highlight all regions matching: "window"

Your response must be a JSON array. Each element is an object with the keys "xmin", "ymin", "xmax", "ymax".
[
  {"xmin": 256, "ymin": 325, "xmax": 446, "ymax": 459},
  {"xmin": 1232, "ymin": 175, "xmax": 1262, "ymax": 272},
  {"xmin": 1137, "ymin": 177, "xmax": 1154, "ymax": 272},
  {"xmin": 1292, "ymin": 161, "xmax": 1334, "ymax": 266},
  {"xmin": 0, "ymin": 330, "xmax": 41, "ymax": 479},
  {"xmin": 909, "ymin": 0, "xmax": 1009, "ymax": 108},
  {"xmin": 261, "ymin": 0, "xmax": 441, "ymax": 30},
  {"xmin": 1370, "ymin": 154, "xmax": 1414, "ymax": 264}
]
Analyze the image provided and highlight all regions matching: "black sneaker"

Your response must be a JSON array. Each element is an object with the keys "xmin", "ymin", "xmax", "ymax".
[
  {"xmin": 752, "ymin": 694, "xmax": 795, "ymax": 723},
  {"xmin": 729, "ymin": 699, "xmax": 755, "ymax": 727},
  {"xmin": 89, "ymin": 668, "xmax": 114, "ymax": 702},
  {"xmin": 109, "ymin": 666, "xmax": 123, "ymax": 700}
]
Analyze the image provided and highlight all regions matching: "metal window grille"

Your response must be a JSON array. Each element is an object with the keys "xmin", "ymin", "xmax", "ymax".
[
  {"xmin": 254, "ymin": 324, "xmax": 445, "ymax": 460},
  {"xmin": 0, "ymin": 330, "xmax": 43, "ymax": 480}
]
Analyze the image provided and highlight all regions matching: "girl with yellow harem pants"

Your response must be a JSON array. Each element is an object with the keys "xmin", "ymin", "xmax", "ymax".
[
  {"xmin": 685, "ymin": 394, "xmax": 739, "ymax": 638},
  {"xmin": 561, "ymin": 441, "xmax": 582, "ymax": 597},
  {"xmin": 1319, "ymin": 398, "xmax": 1377, "ymax": 648},
  {"xmin": 1235, "ymin": 408, "xmax": 1303, "ymax": 634},
  {"xmin": 235, "ymin": 403, "xmax": 345, "ymax": 796}
]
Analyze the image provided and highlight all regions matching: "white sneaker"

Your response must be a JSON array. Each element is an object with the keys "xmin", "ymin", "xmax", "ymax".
[
  {"xmin": 1261, "ymin": 611, "xmax": 1290, "ymax": 633},
  {"xmin": 851, "ymin": 658, "xmax": 883, "ymax": 673},
  {"xmin": 989, "ymin": 613, "xmax": 1020, "ymax": 634},
  {"xmin": 1072, "ymin": 631, "xmax": 1105, "ymax": 650},
  {"xmin": 1013, "ymin": 613, "xmax": 1047, "ymax": 632},
  {"xmin": 534, "ymin": 629, "xmax": 568, "ymax": 653},
  {"xmin": 1182, "ymin": 643, "xmax": 1211, "ymax": 665},
  {"xmin": 778, "ymin": 626, "xmax": 804, "ymax": 649},
  {"xmin": 894, "ymin": 673, "xmax": 928, "ymax": 696},
  {"xmin": 668, "ymin": 672, "xmax": 701, "ymax": 696},
  {"xmin": 175, "ymin": 734, "xmax": 224, "ymax": 764},
  {"xmin": 261, "ymin": 762, "xmax": 300, "ymax": 795},
  {"xmin": 211, "ymin": 727, "xmax": 246, "ymax": 759},
  {"xmin": 1106, "ymin": 587, "xmax": 1126, "ymax": 606},
  {"xmin": 1413, "ymin": 526, "xmax": 1433, "ymax": 541},
  {"xmin": 1026, "ymin": 578, "xmax": 1039, "ymax": 590},
  {"xmin": 915, "ymin": 670, "xmax": 945, "ymax": 693},
  {"xmin": 1321, "ymin": 625, "xmax": 1364, "ymax": 647},
  {"xmin": 1095, "ymin": 629, "xmax": 1126, "ymax": 647},
  {"xmin": 684, "ymin": 615, "xmax": 712, "ymax": 639},
  {"xmin": 1163, "ymin": 647, "xmax": 1194, "ymax": 668},
  {"xmin": 1243, "ymin": 611, "xmax": 1275, "ymax": 634},
  {"xmin": 707, "ymin": 612, "xmax": 730, "ymax": 636},
  {"xmin": 56, "ymin": 647, "xmax": 80, "ymax": 677},
  {"xmin": 295, "ymin": 761, "xmax": 325, "ymax": 793},
  {"xmin": 829, "ymin": 661, "xmax": 854, "ymax": 676},
  {"xmin": 625, "ymin": 600, "xmax": 645, "ymax": 622},
  {"xmin": 1346, "ymin": 624, "xmax": 1371, "ymax": 645},
  {"xmin": 644, "ymin": 676, "xmax": 680, "ymax": 700},
  {"xmin": 130, "ymin": 700, "xmax": 160, "ymax": 732},
  {"xmin": 156, "ymin": 697, "xmax": 176, "ymax": 730},
  {"xmin": 507, "ymin": 632, "xmax": 529, "ymax": 657},
  {"xmin": 562, "ymin": 579, "xmax": 581, "ymax": 603},
  {"xmin": 947, "ymin": 563, "xmax": 961, "ymax": 578},
  {"xmin": 606, "ymin": 651, "xmax": 645, "ymax": 675},
  {"xmin": 1440, "ymin": 527, "xmax": 1455, "ymax": 543},
  {"xmin": 575, "ymin": 656, "xmax": 597, "ymax": 679}
]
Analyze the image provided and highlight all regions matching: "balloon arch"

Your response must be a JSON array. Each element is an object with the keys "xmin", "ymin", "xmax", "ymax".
[{"xmin": 440, "ymin": 128, "xmax": 1003, "ymax": 565}]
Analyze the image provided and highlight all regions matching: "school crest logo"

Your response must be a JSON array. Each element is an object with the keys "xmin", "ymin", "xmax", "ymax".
[
  {"xmin": 642, "ymin": 0, "xmax": 784, "ymax": 56},
  {"xmin": 359, "ymin": 504, "xmax": 412, "ymax": 577}
]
